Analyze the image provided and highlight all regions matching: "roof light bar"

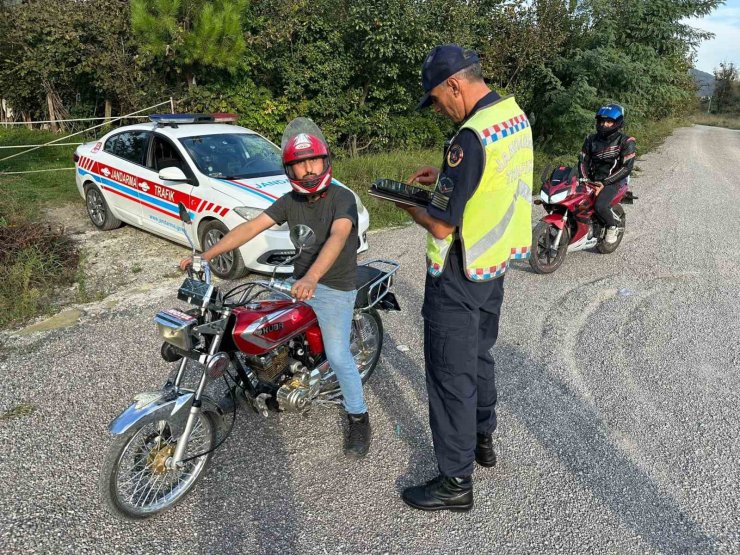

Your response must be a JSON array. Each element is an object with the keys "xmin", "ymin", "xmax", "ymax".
[
  {"xmin": 149, "ymin": 113, "xmax": 239, "ymax": 125},
  {"xmin": 210, "ymin": 113, "xmax": 239, "ymax": 123}
]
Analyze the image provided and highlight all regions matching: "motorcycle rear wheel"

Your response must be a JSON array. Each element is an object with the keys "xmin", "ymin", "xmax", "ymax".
[
  {"xmin": 99, "ymin": 411, "xmax": 216, "ymax": 520},
  {"xmin": 596, "ymin": 204, "xmax": 626, "ymax": 254},
  {"xmin": 321, "ymin": 308, "xmax": 384, "ymax": 396},
  {"xmin": 529, "ymin": 221, "xmax": 570, "ymax": 274}
]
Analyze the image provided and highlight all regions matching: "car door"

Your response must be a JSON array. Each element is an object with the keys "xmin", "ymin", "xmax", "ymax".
[
  {"xmin": 96, "ymin": 130, "xmax": 151, "ymax": 226},
  {"xmin": 138, "ymin": 133, "xmax": 195, "ymax": 242}
]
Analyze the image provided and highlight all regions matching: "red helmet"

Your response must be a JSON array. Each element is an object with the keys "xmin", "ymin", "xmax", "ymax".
[{"xmin": 282, "ymin": 133, "xmax": 332, "ymax": 194}]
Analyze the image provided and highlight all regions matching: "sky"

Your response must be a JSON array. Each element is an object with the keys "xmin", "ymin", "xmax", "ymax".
[{"xmin": 686, "ymin": 0, "xmax": 740, "ymax": 74}]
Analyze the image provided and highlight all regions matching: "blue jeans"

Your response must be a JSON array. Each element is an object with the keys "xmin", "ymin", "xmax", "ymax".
[{"xmin": 305, "ymin": 283, "xmax": 368, "ymax": 415}]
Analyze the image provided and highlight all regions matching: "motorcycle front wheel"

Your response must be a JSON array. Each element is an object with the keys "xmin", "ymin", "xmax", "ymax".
[
  {"xmin": 99, "ymin": 411, "xmax": 216, "ymax": 520},
  {"xmin": 529, "ymin": 221, "xmax": 570, "ymax": 274}
]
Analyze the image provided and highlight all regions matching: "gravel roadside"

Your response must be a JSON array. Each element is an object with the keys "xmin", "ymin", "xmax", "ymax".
[{"xmin": 1, "ymin": 125, "xmax": 738, "ymax": 554}]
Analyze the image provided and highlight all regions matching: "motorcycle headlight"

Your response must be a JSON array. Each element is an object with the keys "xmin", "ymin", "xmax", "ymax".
[
  {"xmin": 234, "ymin": 206, "xmax": 264, "ymax": 221},
  {"xmin": 540, "ymin": 190, "xmax": 549, "ymax": 203},
  {"xmin": 154, "ymin": 308, "xmax": 197, "ymax": 351},
  {"xmin": 549, "ymin": 191, "xmax": 568, "ymax": 204}
]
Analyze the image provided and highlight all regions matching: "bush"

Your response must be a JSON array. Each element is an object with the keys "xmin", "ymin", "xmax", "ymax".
[{"xmin": 0, "ymin": 223, "xmax": 79, "ymax": 328}]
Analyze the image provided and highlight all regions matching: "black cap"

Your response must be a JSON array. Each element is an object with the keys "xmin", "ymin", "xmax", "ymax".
[{"xmin": 417, "ymin": 44, "xmax": 481, "ymax": 110}]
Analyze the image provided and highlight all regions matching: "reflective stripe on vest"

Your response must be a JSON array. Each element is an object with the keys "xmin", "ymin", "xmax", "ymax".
[{"xmin": 426, "ymin": 95, "xmax": 533, "ymax": 281}]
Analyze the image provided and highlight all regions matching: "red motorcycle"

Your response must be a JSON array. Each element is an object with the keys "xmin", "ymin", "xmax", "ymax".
[
  {"xmin": 100, "ymin": 203, "xmax": 400, "ymax": 520},
  {"xmin": 529, "ymin": 165, "xmax": 636, "ymax": 273}
]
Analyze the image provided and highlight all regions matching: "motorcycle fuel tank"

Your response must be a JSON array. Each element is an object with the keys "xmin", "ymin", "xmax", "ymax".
[{"xmin": 232, "ymin": 300, "xmax": 318, "ymax": 356}]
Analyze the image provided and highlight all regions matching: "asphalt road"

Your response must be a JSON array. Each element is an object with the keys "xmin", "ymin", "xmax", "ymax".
[{"xmin": 1, "ymin": 125, "xmax": 738, "ymax": 554}]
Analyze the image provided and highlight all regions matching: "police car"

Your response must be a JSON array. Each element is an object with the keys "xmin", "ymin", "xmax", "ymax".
[{"xmin": 74, "ymin": 113, "xmax": 370, "ymax": 279}]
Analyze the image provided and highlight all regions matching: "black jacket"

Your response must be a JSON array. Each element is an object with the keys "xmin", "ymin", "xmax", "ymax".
[{"xmin": 579, "ymin": 131, "xmax": 637, "ymax": 186}]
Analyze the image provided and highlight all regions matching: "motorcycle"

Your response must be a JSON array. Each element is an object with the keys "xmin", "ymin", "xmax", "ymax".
[
  {"xmin": 99, "ymin": 202, "xmax": 401, "ymax": 520},
  {"xmin": 529, "ymin": 165, "xmax": 637, "ymax": 274}
]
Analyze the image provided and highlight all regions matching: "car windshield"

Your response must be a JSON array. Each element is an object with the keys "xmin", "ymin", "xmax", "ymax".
[{"xmin": 179, "ymin": 133, "xmax": 284, "ymax": 180}]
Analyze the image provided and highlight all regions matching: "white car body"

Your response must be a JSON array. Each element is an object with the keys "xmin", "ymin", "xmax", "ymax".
[{"xmin": 74, "ymin": 121, "xmax": 370, "ymax": 275}]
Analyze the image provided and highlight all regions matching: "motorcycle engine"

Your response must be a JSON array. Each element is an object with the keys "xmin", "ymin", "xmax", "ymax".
[
  {"xmin": 244, "ymin": 346, "xmax": 290, "ymax": 382},
  {"xmin": 242, "ymin": 338, "xmax": 322, "ymax": 412},
  {"xmin": 276, "ymin": 361, "xmax": 321, "ymax": 413}
]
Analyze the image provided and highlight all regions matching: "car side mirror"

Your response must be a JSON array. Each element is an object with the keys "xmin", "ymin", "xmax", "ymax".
[
  {"xmin": 159, "ymin": 166, "xmax": 189, "ymax": 182},
  {"xmin": 177, "ymin": 202, "xmax": 191, "ymax": 224},
  {"xmin": 289, "ymin": 225, "xmax": 316, "ymax": 250}
]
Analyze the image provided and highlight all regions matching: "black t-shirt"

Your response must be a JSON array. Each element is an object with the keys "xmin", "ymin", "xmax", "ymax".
[{"xmin": 264, "ymin": 184, "xmax": 358, "ymax": 291}]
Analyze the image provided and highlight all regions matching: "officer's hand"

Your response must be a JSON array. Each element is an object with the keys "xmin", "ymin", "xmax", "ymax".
[
  {"xmin": 291, "ymin": 276, "xmax": 317, "ymax": 301},
  {"xmin": 592, "ymin": 182, "xmax": 604, "ymax": 196},
  {"xmin": 407, "ymin": 166, "xmax": 439, "ymax": 186},
  {"xmin": 179, "ymin": 256, "xmax": 193, "ymax": 271}
]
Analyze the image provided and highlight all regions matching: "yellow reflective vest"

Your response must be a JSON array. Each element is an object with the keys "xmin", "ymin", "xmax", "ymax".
[{"xmin": 426, "ymin": 95, "xmax": 533, "ymax": 281}]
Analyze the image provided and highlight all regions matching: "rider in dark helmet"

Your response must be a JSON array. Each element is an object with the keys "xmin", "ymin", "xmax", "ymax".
[{"xmin": 579, "ymin": 103, "xmax": 637, "ymax": 244}]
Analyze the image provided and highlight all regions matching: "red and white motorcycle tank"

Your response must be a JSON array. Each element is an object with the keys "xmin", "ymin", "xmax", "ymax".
[{"xmin": 231, "ymin": 300, "xmax": 317, "ymax": 356}]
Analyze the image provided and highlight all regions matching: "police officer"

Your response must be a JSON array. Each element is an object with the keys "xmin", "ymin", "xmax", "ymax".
[{"xmin": 397, "ymin": 45, "xmax": 533, "ymax": 512}]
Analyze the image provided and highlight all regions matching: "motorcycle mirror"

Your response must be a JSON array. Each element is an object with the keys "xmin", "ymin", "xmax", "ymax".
[
  {"xmin": 290, "ymin": 225, "xmax": 316, "ymax": 249},
  {"xmin": 178, "ymin": 202, "xmax": 191, "ymax": 225}
]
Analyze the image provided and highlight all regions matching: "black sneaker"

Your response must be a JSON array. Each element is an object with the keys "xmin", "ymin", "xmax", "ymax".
[
  {"xmin": 345, "ymin": 412, "xmax": 371, "ymax": 459},
  {"xmin": 401, "ymin": 475, "xmax": 473, "ymax": 512}
]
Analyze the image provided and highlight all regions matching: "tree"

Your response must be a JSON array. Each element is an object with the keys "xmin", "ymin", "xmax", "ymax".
[
  {"xmin": 527, "ymin": 0, "xmax": 724, "ymax": 152},
  {"xmin": 713, "ymin": 62, "xmax": 738, "ymax": 113},
  {"xmin": 131, "ymin": 0, "xmax": 249, "ymax": 87},
  {"xmin": 0, "ymin": 0, "xmax": 168, "ymax": 124}
]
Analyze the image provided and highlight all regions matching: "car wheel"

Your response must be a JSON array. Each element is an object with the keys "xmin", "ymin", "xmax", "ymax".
[
  {"xmin": 84, "ymin": 183, "xmax": 122, "ymax": 231},
  {"xmin": 199, "ymin": 219, "xmax": 247, "ymax": 280}
]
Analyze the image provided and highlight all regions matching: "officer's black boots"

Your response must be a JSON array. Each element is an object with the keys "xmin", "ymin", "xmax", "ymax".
[
  {"xmin": 345, "ymin": 412, "xmax": 371, "ymax": 458},
  {"xmin": 401, "ymin": 475, "xmax": 473, "ymax": 512},
  {"xmin": 475, "ymin": 433, "xmax": 497, "ymax": 468}
]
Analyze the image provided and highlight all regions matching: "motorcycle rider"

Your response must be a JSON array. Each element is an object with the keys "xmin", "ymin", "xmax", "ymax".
[
  {"xmin": 578, "ymin": 103, "xmax": 636, "ymax": 244},
  {"xmin": 179, "ymin": 120, "xmax": 371, "ymax": 459}
]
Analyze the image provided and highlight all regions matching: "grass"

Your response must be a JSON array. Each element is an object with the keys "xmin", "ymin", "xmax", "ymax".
[
  {"xmin": 0, "ymin": 128, "xmax": 83, "ymax": 329},
  {"xmin": 0, "ymin": 402, "xmax": 36, "ymax": 421},
  {"xmin": 0, "ymin": 128, "xmax": 83, "ymax": 214},
  {"xmin": 691, "ymin": 113, "xmax": 740, "ymax": 130},
  {"xmin": 333, "ymin": 149, "xmax": 441, "ymax": 229}
]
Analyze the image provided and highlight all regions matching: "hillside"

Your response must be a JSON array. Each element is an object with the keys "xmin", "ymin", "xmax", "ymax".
[{"xmin": 691, "ymin": 68, "xmax": 715, "ymax": 97}]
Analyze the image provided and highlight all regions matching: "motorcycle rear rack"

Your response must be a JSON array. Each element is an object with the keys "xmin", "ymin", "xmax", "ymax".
[{"xmin": 356, "ymin": 259, "xmax": 400, "ymax": 310}]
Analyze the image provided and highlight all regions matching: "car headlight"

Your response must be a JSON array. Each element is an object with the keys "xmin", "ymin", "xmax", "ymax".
[{"xmin": 234, "ymin": 206, "xmax": 264, "ymax": 221}]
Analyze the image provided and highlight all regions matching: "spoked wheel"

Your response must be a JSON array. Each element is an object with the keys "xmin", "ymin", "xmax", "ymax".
[
  {"xmin": 529, "ymin": 220, "xmax": 570, "ymax": 274},
  {"xmin": 99, "ymin": 412, "xmax": 216, "ymax": 520},
  {"xmin": 321, "ymin": 308, "xmax": 384, "ymax": 397},
  {"xmin": 597, "ymin": 204, "xmax": 626, "ymax": 254}
]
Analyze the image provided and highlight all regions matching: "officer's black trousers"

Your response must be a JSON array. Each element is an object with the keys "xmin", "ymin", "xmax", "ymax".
[{"xmin": 421, "ymin": 245, "xmax": 505, "ymax": 478}]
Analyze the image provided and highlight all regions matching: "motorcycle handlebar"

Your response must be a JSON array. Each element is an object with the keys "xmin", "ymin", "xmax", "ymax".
[{"xmin": 271, "ymin": 280, "xmax": 293, "ymax": 294}]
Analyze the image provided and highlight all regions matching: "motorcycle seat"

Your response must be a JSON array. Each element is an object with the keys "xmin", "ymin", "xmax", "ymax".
[{"xmin": 355, "ymin": 265, "xmax": 389, "ymax": 309}]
